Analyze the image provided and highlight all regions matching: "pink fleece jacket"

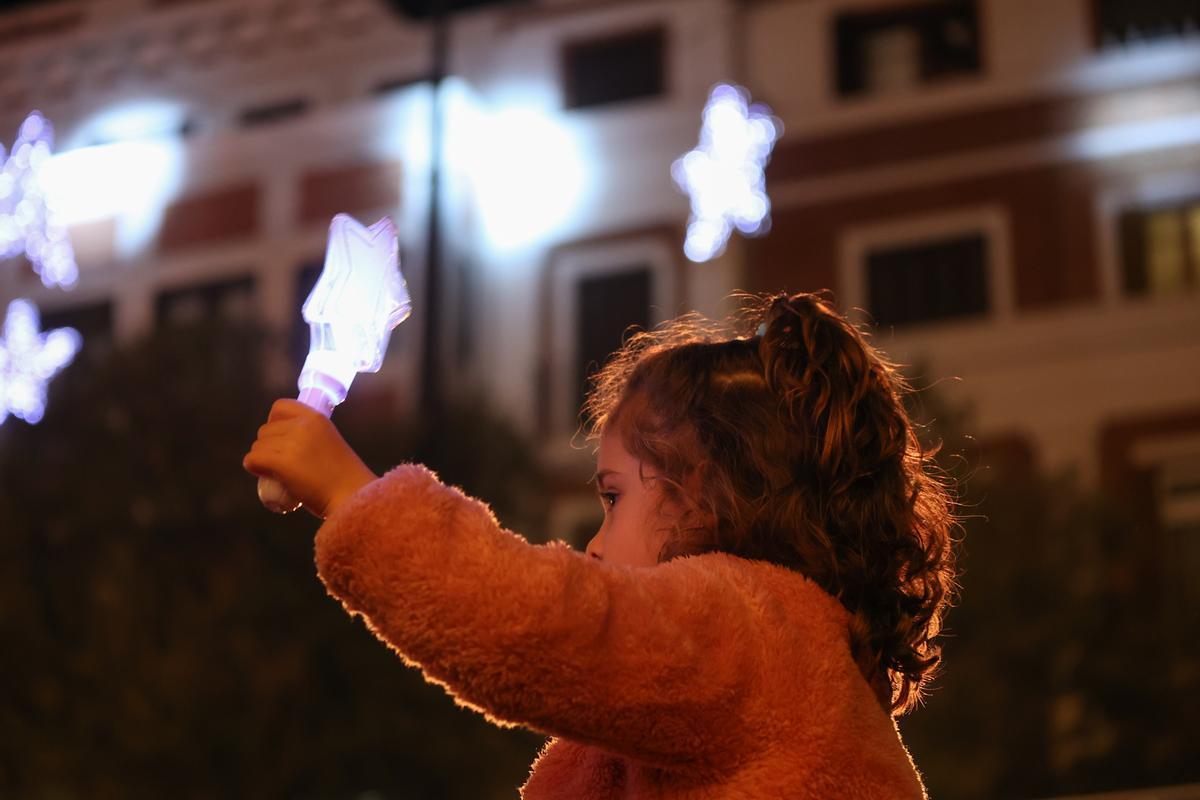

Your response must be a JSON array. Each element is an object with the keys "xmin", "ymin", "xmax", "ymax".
[{"xmin": 314, "ymin": 463, "xmax": 928, "ymax": 799}]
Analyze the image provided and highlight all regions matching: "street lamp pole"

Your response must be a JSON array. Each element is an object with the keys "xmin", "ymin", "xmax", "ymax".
[{"xmin": 419, "ymin": 0, "xmax": 449, "ymax": 428}]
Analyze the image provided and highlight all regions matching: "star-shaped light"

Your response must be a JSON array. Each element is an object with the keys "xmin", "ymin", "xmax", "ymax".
[
  {"xmin": 258, "ymin": 214, "xmax": 411, "ymax": 514},
  {"xmin": 0, "ymin": 299, "xmax": 81, "ymax": 425},
  {"xmin": 671, "ymin": 84, "xmax": 782, "ymax": 263},
  {"xmin": 1, "ymin": 111, "xmax": 79, "ymax": 289}
]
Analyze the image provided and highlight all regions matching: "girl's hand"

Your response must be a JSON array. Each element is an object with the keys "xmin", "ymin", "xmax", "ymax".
[{"xmin": 243, "ymin": 399, "xmax": 378, "ymax": 519}]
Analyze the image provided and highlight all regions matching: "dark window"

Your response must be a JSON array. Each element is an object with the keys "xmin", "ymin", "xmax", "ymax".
[
  {"xmin": 40, "ymin": 301, "xmax": 115, "ymax": 363},
  {"xmin": 866, "ymin": 233, "xmax": 989, "ymax": 327},
  {"xmin": 835, "ymin": 1, "xmax": 981, "ymax": 98},
  {"xmin": 156, "ymin": 275, "xmax": 256, "ymax": 327},
  {"xmin": 1119, "ymin": 198, "xmax": 1200, "ymax": 297},
  {"xmin": 382, "ymin": 0, "xmax": 511, "ymax": 20},
  {"xmin": 0, "ymin": 8, "xmax": 83, "ymax": 51},
  {"xmin": 372, "ymin": 75, "xmax": 431, "ymax": 96},
  {"xmin": 1094, "ymin": 0, "xmax": 1200, "ymax": 47},
  {"xmin": 576, "ymin": 267, "xmax": 652, "ymax": 422},
  {"xmin": 238, "ymin": 98, "xmax": 309, "ymax": 128},
  {"xmin": 1157, "ymin": 453, "xmax": 1200, "ymax": 611},
  {"xmin": 291, "ymin": 260, "xmax": 324, "ymax": 368},
  {"xmin": 563, "ymin": 27, "xmax": 666, "ymax": 110}
]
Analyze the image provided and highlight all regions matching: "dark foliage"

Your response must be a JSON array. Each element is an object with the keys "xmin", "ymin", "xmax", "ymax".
[
  {"xmin": 0, "ymin": 321, "xmax": 545, "ymax": 799},
  {"xmin": 899, "ymin": 377, "xmax": 1200, "ymax": 798}
]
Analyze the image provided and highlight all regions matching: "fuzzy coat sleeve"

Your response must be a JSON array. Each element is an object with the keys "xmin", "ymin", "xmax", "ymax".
[{"xmin": 313, "ymin": 463, "xmax": 769, "ymax": 770}]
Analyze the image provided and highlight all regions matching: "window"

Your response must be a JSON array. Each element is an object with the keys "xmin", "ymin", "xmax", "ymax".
[
  {"xmin": 0, "ymin": 7, "xmax": 83, "ymax": 50},
  {"xmin": 156, "ymin": 275, "xmax": 256, "ymax": 327},
  {"xmin": 562, "ymin": 26, "xmax": 666, "ymax": 110},
  {"xmin": 372, "ymin": 75, "xmax": 431, "ymax": 97},
  {"xmin": 1125, "ymin": 431, "xmax": 1200, "ymax": 614},
  {"xmin": 383, "ymin": 0, "xmax": 511, "ymax": 20},
  {"xmin": 576, "ymin": 267, "xmax": 652, "ymax": 424},
  {"xmin": 1159, "ymin": 452, "xmax": 1200, "ymax": 607},
  {"xmin": 839, "ymin": 207, "xmax": 1011, "ymax": 330},
  {"xmin": 40, "ymin": 301, "xmax": 115, "ymax": 362},
  {"xmin": 291, "ymin": 260, "xmax": 324, "ymax": 368},
  {"xmin": 834, "ymin": 0, "xmax": 981, "ymax": 98},
  {"xmin": 865, "ymin": 233, "xmax": 989, "ymax": 327},
  {"xmin": 544, "ymin": 232, "xmax": 678, "ymax": 438},
  {"xmin": 238, "ymin": 98, "xmax": 309, "ymax": 128},
  {"xmin": 1094, "ymin": 0, "xmax": 1200, "ymax": 48},
  {"xmin": 1119, "ymin": 198, "xmax": 1200, "ymax": 297}
]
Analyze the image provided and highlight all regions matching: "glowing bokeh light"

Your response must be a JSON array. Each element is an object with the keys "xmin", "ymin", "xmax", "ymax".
[
  {"xmin": 672, "ymin": 84, "xmax": 781, "ymax": 263},
  {"xmin": 444, "ymin": 82, "xmax": 589, "ymax": 251},
  {"xmin": 39, "ymin": 138, "xmax": 185, "ymax": 258},
  {"xmin": 0, "ymin": 111, "xmax": 79, "ymax": 289},
  {"xmin": 38, "ymin": 100, "xmax": 187, "ymax": 259},
  {"xmin": 0, "ymin": 299, "xmax": 81, "ymax": 426},
  {"xmin": 60, "ymin": 99, "xmax": 189, "ymax": 149}
]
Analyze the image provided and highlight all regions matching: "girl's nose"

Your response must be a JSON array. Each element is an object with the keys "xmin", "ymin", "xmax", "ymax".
[{"xmin": 585, "ymin": 531, "xmax": 603, "ymax": 561}]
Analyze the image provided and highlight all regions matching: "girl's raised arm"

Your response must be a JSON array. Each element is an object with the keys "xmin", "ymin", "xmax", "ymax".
[{"xmin": 314, "ymin": 462, "xmax": 783, "ymax": 771}]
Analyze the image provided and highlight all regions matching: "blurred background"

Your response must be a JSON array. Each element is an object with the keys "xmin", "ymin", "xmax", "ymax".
[{"xmin": 0, "ymin": 0, "xmax": 1198, "ymax": 797}]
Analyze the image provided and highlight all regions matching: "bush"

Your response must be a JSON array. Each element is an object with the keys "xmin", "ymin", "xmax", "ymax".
[{"xmin": 0, "ymin": 320, "xmax": 547, "ymax": 799}]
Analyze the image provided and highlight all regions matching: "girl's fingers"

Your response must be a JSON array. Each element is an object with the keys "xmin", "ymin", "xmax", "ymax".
[
  {"xmin": 267, "ymin": 398, "xmax": 312, "ymax": 422},
  {"xmin": 257, "ymin": 419, "xmax": 296, "ymax": 440},
  {"xmin": 243, "ymin": 441, "xmax": 287, "ymax": 477}
]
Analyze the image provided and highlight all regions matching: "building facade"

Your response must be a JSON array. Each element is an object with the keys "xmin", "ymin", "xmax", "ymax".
[
  {"xmin": 744, "ymin": 0, "xmax": 1200, "ymax": 603},
  {"xmin": 1, "ymin": 0, "xmax": 1198, "ymax": 557}
]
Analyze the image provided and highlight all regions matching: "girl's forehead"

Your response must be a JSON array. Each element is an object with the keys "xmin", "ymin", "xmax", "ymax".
[{"xmin": 597, "ymin": 429, "xmax": 637, "ymax": 470}]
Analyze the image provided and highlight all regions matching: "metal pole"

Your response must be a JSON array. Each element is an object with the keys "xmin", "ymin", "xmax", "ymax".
[{"xmin": 419, "ymin": 0, "xmax": 449, "ymax": 426}]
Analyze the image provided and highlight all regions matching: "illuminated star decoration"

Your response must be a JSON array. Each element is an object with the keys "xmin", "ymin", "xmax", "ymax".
[
  {"xmin": 0, "ymin": 299, "xmax": 81, "ymax": 425},
  {"xmin": 671, "ymin": 84, "xmax": 782, "ymax": 263},
  {"xmin": 0, "ymin": 110, "xmax": 79, "ymax": 289}
]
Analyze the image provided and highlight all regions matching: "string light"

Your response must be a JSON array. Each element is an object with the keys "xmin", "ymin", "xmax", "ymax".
[
  {"xmin": 0, "ymin": 111, "xmax": 79, "ymax": 289},
  {"xmin": 672, "ymin": 84, "xmax": 782, "ymax": 263},
  {"xmin": 0, "ymin": 299, "xmax": 81, "ymax": 425}
]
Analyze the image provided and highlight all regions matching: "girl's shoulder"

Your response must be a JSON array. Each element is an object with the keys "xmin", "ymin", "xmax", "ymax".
[{"xmin": 659, "ymin": 551, "xmax": 852, "ymax": 638}]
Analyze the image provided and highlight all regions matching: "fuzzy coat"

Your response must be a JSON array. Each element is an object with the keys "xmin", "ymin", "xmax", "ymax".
[{"xmin": 314, "ymin": 463, "xmax": 928, "ymax": 799}]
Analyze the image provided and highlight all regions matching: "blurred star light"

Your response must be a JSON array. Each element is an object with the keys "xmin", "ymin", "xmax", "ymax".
[
  {"xmin": 672, "ymin": 84, "xmax": 781, "ymax": 263},
  {"xmin": 0, "ymin": 111, "xmax": 79, "ymax": 289},
  {"xmin": 0, "ymin": 299, "xmax": 81, "ymax": 425}
]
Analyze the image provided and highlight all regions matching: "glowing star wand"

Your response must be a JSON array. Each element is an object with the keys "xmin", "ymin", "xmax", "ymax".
[{"xmin": 257, "ymin": 213, "xmax": 412, "ymax": 514}]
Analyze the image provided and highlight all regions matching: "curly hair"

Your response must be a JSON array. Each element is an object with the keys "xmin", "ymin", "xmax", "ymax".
[{"xmin": 580, "ymin": 290, "xmax": 958, "ymax": 716}]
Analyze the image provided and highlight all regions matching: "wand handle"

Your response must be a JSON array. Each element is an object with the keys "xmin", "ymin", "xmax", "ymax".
[{"xmin": 257, "ymin": 385, "xmax": 338, "ymax": 514}]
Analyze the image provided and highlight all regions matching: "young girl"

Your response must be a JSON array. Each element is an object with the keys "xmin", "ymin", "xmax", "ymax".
[{"xmin": 243, "ymin": 290, "xmax": 957, "ymax": 799}]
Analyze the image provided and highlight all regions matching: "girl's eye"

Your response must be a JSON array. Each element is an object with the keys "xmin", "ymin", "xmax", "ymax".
[{"xmin": 601, "ymin": 492, "xmax": 618, "ymax": 509}]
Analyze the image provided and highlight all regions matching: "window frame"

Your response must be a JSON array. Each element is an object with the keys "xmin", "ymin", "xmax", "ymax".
[
  {"xmin": 1090, "ymin": 0, "xmax": 1200, "ymax": 50},
  {"xmin": 1096, "ymin": 168, "xmax": 1200, "ymax": 306},
  {"xmin": 837, "ymin": 204, "xmax": 1014, "ymax": 329},
  {"xmin": 154, "ymin": 271, "xmax": 258, "ymax": 327},
  {"xmin": 1131, "ymin": 433, "xmax": 1200, "ymax": 528},
  {"xmin": 544, "ymin": 231, "xmax": 680, "ymax": 441},
  {"xmin": 1130, "ymin": 432, "xmax": 1200, "ymax": 610},
  {"xmin": 559, "ymin": 23, "xmax": 669, "ymax": 111},
  {"xmin": 831, "ymin": 0, "xmax": 985, "ymax": 99}
]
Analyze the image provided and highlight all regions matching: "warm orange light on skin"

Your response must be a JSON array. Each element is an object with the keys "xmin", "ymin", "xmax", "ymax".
[{"xmin": 585, "ymin": 431, "xmax": 670, "ymax": 567}]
